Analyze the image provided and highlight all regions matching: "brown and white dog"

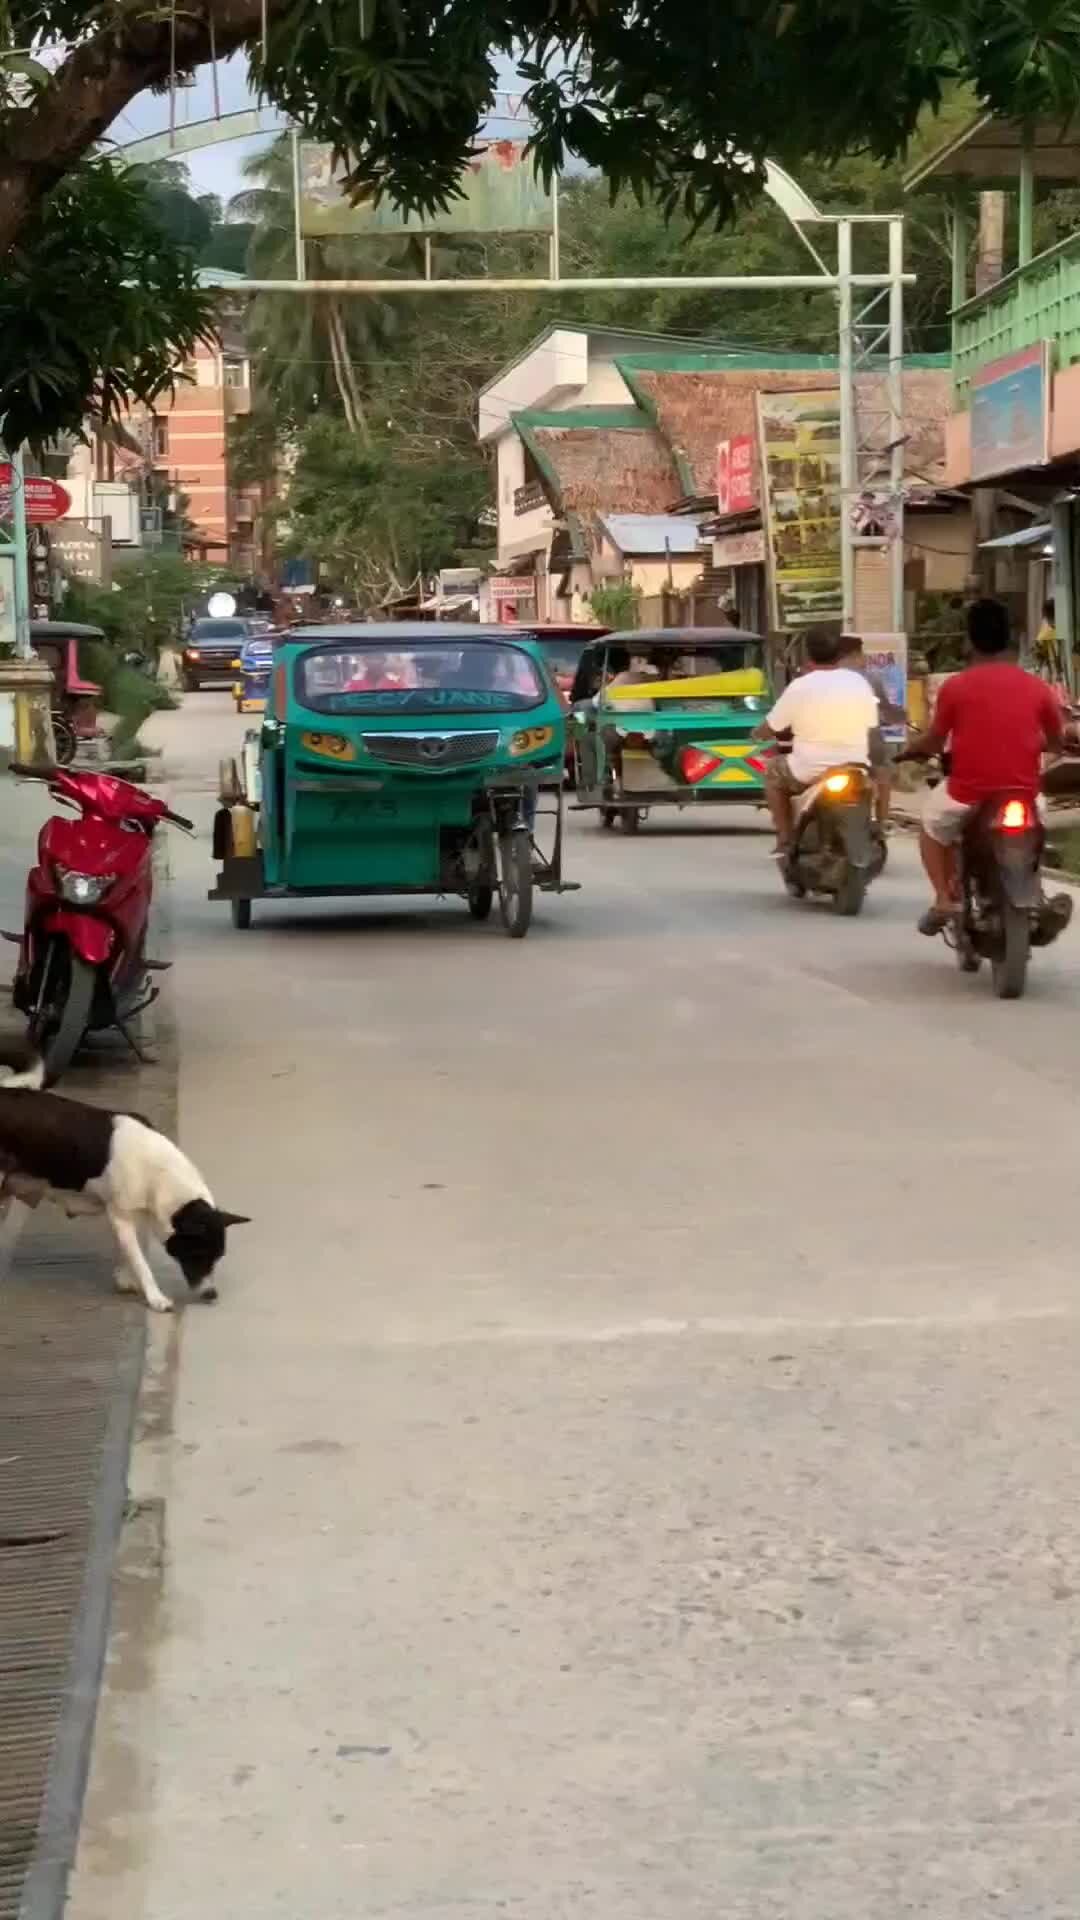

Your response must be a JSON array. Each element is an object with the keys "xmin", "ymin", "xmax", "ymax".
[{"xmin": 0, "ymin": 1048, "xmax": 248, "ymax": 1312}]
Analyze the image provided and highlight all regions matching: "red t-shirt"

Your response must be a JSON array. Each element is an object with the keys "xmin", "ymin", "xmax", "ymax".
[{"xmin": 933, "ymin": 662, "xmax": 1062, "ymax": 803}]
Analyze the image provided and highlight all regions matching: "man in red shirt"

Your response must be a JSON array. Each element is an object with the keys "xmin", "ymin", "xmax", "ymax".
[{"xmin": 912, "ymin": 598, "xmax": 1065, "ymax": 932}]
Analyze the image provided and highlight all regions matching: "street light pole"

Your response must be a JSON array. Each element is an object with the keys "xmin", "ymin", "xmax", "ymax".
[
  {"xmin": 837, "ymin": 219, "xmax": 856, "ymax": 630},
  {"xmin": 888, "ymin": 216, "xmax": 906, "ymax": 637}
]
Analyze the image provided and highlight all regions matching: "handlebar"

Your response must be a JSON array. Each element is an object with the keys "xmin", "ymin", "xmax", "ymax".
[{"xmin": 8, "ymin": 761, "xmax": 193, "ymax": 830}]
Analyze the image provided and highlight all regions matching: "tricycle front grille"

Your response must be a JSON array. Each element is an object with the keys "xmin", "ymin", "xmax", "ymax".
[{"xmin": 362, "ymin": 731, "xmax": 499, "ymax": 769}]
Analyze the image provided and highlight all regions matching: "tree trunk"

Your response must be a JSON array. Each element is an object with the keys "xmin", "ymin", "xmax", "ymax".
[
  {"xmin": 0, "ymin": 0, "xmax": 286, "ymax": 259},
  {"xmin": 326, "ymin": 302, "xmax": 372, "ymax": 446}
]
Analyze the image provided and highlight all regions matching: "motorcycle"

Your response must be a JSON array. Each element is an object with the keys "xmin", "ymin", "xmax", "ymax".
[
  {"xmin": 781, "ymin": 762, "xmax": 886, "ymax": 915},
  {"xmin": 4, "ymin": 762, "xmax": 193, "ymax": 1080},
  {"xmin": 934, "ymin": 783, "xmax": 1069, "ymax": 1000}
]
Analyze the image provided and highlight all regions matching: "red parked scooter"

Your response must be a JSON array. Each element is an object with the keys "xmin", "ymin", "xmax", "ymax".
[{"xmin": 5, "ymin": 763, "xmax": 192, "ymax": 1081}]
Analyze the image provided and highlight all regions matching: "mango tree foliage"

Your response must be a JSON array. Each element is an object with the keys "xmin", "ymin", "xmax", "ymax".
[{"xmin": 3, "ymin": 0, "xmax": 1080, "ymax": 263}]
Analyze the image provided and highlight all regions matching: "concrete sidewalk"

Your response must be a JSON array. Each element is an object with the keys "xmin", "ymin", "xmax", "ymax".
[{"xmin": 0, "ymin": 769, "xmax": 175, "ymax": 1920}]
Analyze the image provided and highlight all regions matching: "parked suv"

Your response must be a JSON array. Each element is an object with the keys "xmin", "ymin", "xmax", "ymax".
[{"xmin": 182, "ymin": 617, "xmax": 253, "ymax": 690}]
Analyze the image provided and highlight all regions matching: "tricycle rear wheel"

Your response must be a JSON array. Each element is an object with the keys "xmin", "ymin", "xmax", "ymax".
[
  {"xmin": 497, "ymin": 828, "xmax": 533, "ymax": 939},
  {"xmin": 467, "ymin": 885, "xmax": 494, "ymax": 922},
  {"xmin": 231, "ymin": 898, "xmax": 252, "ymax": 930}
]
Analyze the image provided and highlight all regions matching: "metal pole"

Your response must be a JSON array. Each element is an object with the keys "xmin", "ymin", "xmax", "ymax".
[
  {"xmin": 837, "ymin": 220, "xmax": 856, "ymax": 630},
  {"xmin": 888, "ymin": 216, "xmax": 906, "ymax": 637},
  {"xmin": 228, "ymin": 271, "xmax": 913, "ymax": 295},
  {"xmin": 10, "ymin": 448, "xmax": 32, "ymax": 659},
  {"xmin": 550, "ymin": 173, "xmax": 560, "ymax": 282},
  {"xmin": 951, "ymin": 189, "xmax": 969, "ymax": 313},
  {"xmin": 291, "ymin": 127, "xmax": 306, "ymax": 281},
  {"xmin": 1018, "ymin": 123, "xmax": 1035, "ymax": 269}
]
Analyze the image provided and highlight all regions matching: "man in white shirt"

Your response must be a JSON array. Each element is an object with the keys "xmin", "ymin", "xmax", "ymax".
[{"xmin": 755, "ymin": 629, "xmax": 879, "ymax": 854}]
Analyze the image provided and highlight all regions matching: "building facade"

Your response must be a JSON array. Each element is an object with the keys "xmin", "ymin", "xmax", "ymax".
[{"xmin": 906, "ymin": 113, "xmax": 1080, "ymax": 664}]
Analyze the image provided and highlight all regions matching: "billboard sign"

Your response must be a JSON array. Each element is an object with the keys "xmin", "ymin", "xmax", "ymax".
[
  {"xmin": 756, "ymin": 388, "xmax": 842, "ymax": 629},
  {"xmin": 716, "ymin": 434, "xmax": 755, "ymax": 516},
  {"xmin": 300, "ymin": 139, "xmax": 553, "ymax": 240},
  {"xmin": 970, "ymin": 342, "xmax": 1051, "ymax": 481}
]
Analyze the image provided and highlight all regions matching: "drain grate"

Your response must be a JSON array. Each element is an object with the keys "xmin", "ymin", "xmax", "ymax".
[{"xmin": 0, "ymin": 1220, "xmax": 145, "ymax": 1920}]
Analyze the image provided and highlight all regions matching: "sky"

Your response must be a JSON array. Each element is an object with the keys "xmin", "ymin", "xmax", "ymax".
[{"xmin": 110, "ymin": 52, "xmax": 531, "ymax": 208}]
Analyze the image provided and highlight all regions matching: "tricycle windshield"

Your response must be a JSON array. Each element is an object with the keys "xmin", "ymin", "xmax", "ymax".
[{"xmin": 294, "ymin": 641, "xmax": 547, "ymax": 716}]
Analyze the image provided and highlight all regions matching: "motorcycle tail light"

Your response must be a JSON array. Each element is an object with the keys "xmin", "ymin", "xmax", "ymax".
[
  {"xmin": 997, "ymin": 798, "xmax": 1032, "ymax": 831},
  {"xmin": 824, "ymin": 772, "xmax": 852, "ymax": 794}
]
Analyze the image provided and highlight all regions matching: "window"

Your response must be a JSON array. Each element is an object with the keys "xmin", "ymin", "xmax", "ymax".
[
  {"xmin": 296, "ymin": 642, "xmax": 547, "ymax": 716},
  {"xmin": 152, "ymin": 415, "xmax": 169, "ymax": 458},
  {"xmin": 223, "ymin": 361, "xmax": 248, "ymax": 390}
]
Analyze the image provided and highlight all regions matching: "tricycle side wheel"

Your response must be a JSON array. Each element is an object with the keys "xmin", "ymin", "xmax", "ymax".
[
  {"xmin": 231, "ymin": 898, "xmax": 252, "ymax": 930},
  {"xmin": 468, "ymin": 885, "xmax": 494, "ymax": 922},
  {"xmin": 599, "ymin": 807, "xmax": 616, "ymax": 830},
  {"xmin": 622, "ymin": 807, "xmax": 642, "ymax": 834},
  {"xmin": 497, "ymin": 828, "xmax": 533, "ymax": 939}
]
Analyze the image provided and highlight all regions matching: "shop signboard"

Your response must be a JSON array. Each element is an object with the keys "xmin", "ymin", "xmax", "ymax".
[
  {"xmin": 0, "ymin": 465, "xmax": 71, "ymax": 524},
  {"xmin": 716, "ymin": 435, "xmax": 755, "ymax": 516},
  {"xmin": 756, "ymin": 388, "xmax": 842, "ymax": 629},
  {"xmin": 970, "ymin": 342, "xmax": 1051, "ymax": 481}
]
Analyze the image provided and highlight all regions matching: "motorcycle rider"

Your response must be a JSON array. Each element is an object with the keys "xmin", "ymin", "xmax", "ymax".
[
  {"xmin": 755, "ymin": 627, "xmax": 879, "ymax": 856},
  {"xmin": 907, "ymin": 597, "xmax": 1070, "ymax": 934}
]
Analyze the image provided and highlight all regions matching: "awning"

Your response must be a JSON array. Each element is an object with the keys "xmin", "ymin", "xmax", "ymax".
[{"xmin": 979, "ymin": 523, "xmax": 1053, "ymax": 551}]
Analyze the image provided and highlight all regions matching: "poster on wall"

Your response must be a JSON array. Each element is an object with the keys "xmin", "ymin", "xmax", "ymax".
[
  {"xmin": 755, "ymin": 388, "xmax": 842, "ymax": 629},
  {"xmin": 860, "ymin": 632, "xmax": 908, "ymax": 740},
  {"xmin": 0, "ymin": 551, "xmax": 15, "ymax": 653}
]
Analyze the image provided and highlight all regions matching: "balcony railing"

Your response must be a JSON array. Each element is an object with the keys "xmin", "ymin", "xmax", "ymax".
[
  {"xmin": 953, "ymin": 229, "xmax": 1080, "ymax": 407},
  {"xmin": 514, "ymin": 479, "xmax": 547, "ymax": 515}
]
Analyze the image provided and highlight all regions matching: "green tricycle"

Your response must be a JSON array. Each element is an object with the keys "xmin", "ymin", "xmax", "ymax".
[
  {"xmin": 568, "ymin": 627, "xmax": 773, "ymax": 830},
  {"xmin": 209, "ymin": 624, "xmax": 577, "ymax": 938}
]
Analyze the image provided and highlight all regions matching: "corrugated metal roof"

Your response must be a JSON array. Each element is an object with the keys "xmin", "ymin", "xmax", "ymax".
[{"xmin": 600, "ymin": 513, "xmax": 705, "ymax": 554}]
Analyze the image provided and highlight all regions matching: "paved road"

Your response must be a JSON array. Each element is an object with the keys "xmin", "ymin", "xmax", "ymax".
[{"xmin": 72, "ymin": 694, "xmax": 1080, "ymax": 1920}]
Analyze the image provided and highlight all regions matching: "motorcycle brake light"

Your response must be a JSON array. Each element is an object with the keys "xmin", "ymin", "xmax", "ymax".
[
  {"xmin": 997, "ymin": 798, "xmax": 1032, "ymax": 831},
  {"xmin": 824, "ymin": 772, "xmax": 851, "ymax": 793}
]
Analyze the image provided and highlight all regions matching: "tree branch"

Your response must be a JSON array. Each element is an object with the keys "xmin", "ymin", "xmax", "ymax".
[{"xmin": 0, "ymin": 0, "xmax": 286, "ymax": 256}]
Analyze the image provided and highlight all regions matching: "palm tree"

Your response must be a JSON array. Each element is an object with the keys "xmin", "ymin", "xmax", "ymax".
[{"xmin": 229, "ymin": 137, "xmax": 395, "ymax": 441}]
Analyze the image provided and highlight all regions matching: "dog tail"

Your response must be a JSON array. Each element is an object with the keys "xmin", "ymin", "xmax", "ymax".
[{"xmin": 0, "ymin": 1044, "xmax": 46, "ymax": 1091}]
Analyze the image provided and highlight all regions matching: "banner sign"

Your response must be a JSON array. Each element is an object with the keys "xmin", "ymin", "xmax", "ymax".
[
  {"xmin": 300, "ymin": 139, "xmax": 554, "ymax": 240},
  {"xmin": 756, "ymin": 389, "xmax": 842, "ymax": 629},
  {"xmin": 716, "ymin": 434, "xmax": 755, "ymax": 516},
  {"xmin": 970, "ymin": 342, "xmax": 1051, "ymax": 481}
]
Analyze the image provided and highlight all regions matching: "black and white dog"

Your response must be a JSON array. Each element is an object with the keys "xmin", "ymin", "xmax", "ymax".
[{"xmin": 0, "ymin": 1049, "xmax": 248, "ymax": 1312}]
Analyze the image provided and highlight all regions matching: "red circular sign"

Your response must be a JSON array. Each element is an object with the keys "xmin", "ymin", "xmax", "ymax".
[{"xmin": 0, "ymin": 464, "xmax": 71, "ymax": 524}]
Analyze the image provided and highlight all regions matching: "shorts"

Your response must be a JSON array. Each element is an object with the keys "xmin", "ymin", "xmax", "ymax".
[
  {"xmin": 922, "ymin": 782, "xmax": 1046, "ymax": 846},
  {"xmin": 765, "ymin": 756, "xmax": 806, "ymax": 795}
]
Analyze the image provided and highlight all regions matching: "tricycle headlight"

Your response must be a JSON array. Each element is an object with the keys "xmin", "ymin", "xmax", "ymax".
[
  {"xmin": 509, "ymin": 725, "xmax": 554, "ymax": 756},
  {"xmin": 56, "ymin": 867, "xmax": 115, "ymax": 905}
]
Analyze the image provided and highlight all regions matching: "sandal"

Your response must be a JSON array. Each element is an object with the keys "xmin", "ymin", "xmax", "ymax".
[{"xmin": 918, "ymin": 905, "xmax": 957, "ymax": 936}]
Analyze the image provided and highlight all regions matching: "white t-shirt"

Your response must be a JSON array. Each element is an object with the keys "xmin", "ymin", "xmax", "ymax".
[{"xmin": 767, "ymin": 668, "xmax": 878, "ymax": 782}]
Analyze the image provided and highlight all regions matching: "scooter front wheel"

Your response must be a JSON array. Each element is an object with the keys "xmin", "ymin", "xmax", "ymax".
[{"xmin": 32, "ymin": 945, "xmax": 95, "ymax": 1083}]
